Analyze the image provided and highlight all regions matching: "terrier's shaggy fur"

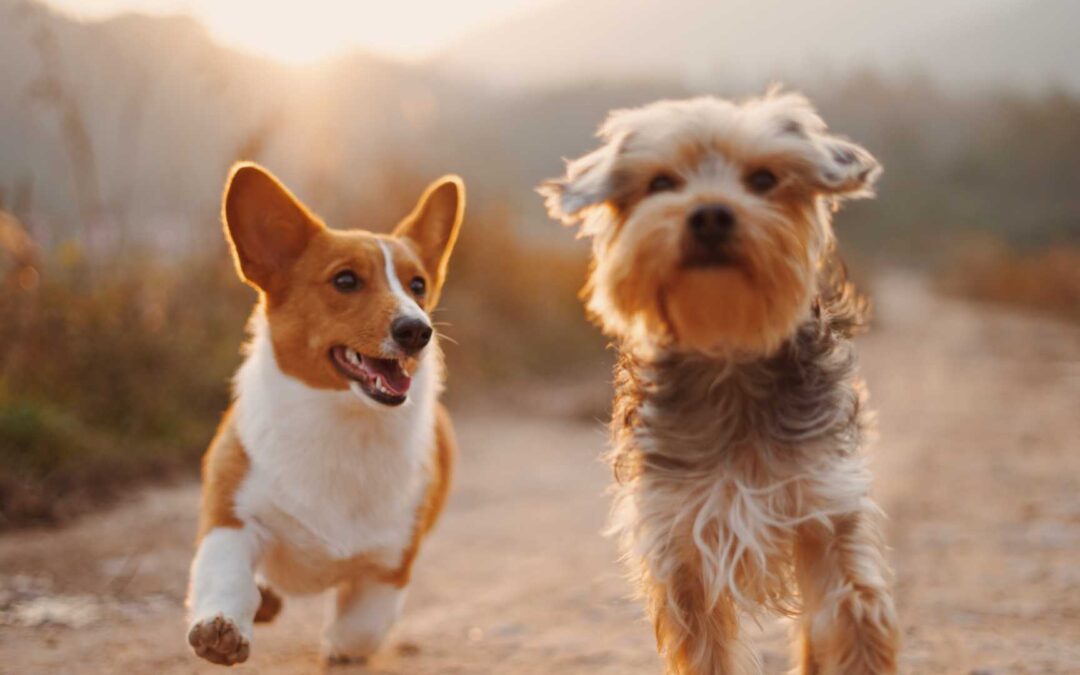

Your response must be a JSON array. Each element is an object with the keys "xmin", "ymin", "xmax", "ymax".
[{"xmin": 541, "ymin": 91, "xmax": 900, "ymax": 674}]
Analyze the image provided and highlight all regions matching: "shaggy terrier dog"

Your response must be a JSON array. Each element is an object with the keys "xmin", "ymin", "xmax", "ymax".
[{"xmin": 540, "ymin": 91, "xmax": 900, "ymax": 674}]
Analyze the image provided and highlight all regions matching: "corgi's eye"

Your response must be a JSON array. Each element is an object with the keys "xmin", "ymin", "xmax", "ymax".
[
  {"xmin": 746, "ymin": 168, "xmax": 778, "ymax": 194},
  {"xmin": 647, "ymin": 173, "xmax": 679, "ymax": 194},
  {"xmin": 409, "ymin": 277, "xmax": 426, "ymax": 297},
  {"xmin": 333, "ymin": 270, "xmax": 361, "ymax": 293}
]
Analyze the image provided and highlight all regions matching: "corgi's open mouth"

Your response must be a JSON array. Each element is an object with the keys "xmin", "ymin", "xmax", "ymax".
[{"xmin": 329, "ymin": 346, "xmax": 411, "ymax": 406}]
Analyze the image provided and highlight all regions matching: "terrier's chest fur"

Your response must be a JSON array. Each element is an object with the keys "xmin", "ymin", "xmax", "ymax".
[
  {"xmin": 608, "ymin": 282, "xmax": 875, "ymax": 611},
  {"xmin": 612, "ymin": 288, "xmax": 869, "ymax": 474}
]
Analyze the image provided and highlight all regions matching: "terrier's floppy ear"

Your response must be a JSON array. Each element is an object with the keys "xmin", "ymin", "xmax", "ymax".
[
  {"xmin": 393, "ymin": 175, "xmax": 465, "ymax": 309},
  {"xmin": 222, "ymin": 162, "xmax": 323, "ymax": 294},
  {"xmin": 762, "ymin": 90, "xmax": 881, "ymax": 199},
  {"xmin": 538, "ymin": 132, "xmax": 627, "ymax": 226},
  {"xmin": 808, "ymin": 135, "xmax": 881, "ymax": 199}
]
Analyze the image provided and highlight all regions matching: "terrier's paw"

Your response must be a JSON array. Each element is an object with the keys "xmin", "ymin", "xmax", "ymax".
[{"xmin": 188, "ymin": 614, "xmax": 251, "ymax": 666}]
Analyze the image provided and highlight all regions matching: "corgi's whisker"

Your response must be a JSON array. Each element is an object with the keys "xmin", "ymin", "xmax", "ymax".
[{"xmin": 434, "ymin": 331, "xmax": 459, "ymax": 346}]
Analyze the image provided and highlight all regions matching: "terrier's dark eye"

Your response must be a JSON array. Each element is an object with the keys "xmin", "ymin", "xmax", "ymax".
[
  {"xmin": 409, "ymin": 277, "xmax": 426, "ymax": 297},
  {"xmin": 647, "ymin": 173, "xmax": 678, "ymax": 194},
  {"xmin": 747, "ymin": 169, "xmax": 778, "ymax": 194},
  {"xmin": 333, "ymin": 270, "xmax": 361, "ymax": 293}
]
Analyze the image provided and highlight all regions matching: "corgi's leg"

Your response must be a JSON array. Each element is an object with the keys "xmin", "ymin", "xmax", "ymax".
[
  {"xmin": 794, "ymin": 505, "xmax": 899, "ymax": 675},
  {"xmin": 322, "ymin": 578, "xmax": 406, "ymax": 663},
  {"xmin": 254, "ymin": 576, "xmax": 284, "ymax": 623},
  {"xmin": 187, "ymin": 410, "xmax": 263, "ymax": 665},
  {"xmin": 187, "ymin": 525, "xmax": 264, "ymax": 665}
]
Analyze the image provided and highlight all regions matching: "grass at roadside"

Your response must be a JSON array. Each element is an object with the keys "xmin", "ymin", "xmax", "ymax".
[
  {"xmin": 0, "ymin": 206, "xmax": 603, "ymax": 529},
  {"xmin": 937, "ymin": 236, "xmax": 1080, "ymax": 323}
]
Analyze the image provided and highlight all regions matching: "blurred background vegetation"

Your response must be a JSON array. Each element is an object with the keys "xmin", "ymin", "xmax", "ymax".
[{"xmin": 0, "ymin": 0, "xmax": 1077, "ymax": 527}]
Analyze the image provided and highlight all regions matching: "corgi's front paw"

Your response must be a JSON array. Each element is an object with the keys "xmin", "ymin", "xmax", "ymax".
[{"xmin": 188, "ymin": 614, "xmax": 251, "ymax": 666}]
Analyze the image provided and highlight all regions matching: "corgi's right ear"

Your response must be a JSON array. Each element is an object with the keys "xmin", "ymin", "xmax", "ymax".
[{"xmin": 222, "ymin": 162, "xmax": 322, "ymax": 293}]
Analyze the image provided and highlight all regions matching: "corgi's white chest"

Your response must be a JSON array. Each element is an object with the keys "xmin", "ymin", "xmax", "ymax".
[{"xmin": 231, "ymin": 314, "xmax": 437, "ymax": 564}]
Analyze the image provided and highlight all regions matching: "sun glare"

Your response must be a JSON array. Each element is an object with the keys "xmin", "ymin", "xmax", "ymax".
[
  {"xmin": 197, "ymin": 3, "xmax": 374, "ymax": 65},
  {"xmin": 44, "ymin": 0, "xmax": 553, "ymax": 65}
]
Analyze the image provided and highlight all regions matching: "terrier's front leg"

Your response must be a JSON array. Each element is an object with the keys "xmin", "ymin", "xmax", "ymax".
[
  {"xmin": 186, "ymin": 526, "xmax": 264, "ymax": 666},
  {"xmin": 794, "ymin": 505, "xmax": 900, "ymax": 675},
  {"xmin": 323, "ymin": 578, "xmax": 406, "ymax": 664},
  {"xmin": 640, "ymin": 558, "xmax": 758, "ymax": 675}
]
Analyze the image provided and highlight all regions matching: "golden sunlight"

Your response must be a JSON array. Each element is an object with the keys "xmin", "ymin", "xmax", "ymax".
[
  {"xmin": 198, "ymin": 1, "xmax": 365, "ymax": 65},
  {"xmin": 43, "ymin": 0, "xmax": 554, "ymax": 64}
]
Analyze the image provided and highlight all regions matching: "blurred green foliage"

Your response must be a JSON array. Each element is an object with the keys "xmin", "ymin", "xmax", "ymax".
[
  {"xmin": 0, "ymin": 202, "xmax": 602, "ymax": 528},
  {"xmin": 0, "ymin": 249, "xmax": 250, "ymax": 526}
]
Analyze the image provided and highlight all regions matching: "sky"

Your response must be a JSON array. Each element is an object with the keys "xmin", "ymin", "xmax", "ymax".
[{"xmin": 40, "ymin": 0, "xmax": 556, "ymax": 64}]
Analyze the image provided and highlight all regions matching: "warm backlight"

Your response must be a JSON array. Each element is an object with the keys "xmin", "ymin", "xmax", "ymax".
[{"xmin": 44, "ymin": 0, "xmax": 552, "ymax": 65}]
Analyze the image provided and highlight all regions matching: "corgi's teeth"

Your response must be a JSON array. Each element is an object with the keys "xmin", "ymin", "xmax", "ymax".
[{"xmin": 346, "ymin": 349, "xmax": 361, "ymax": 366}]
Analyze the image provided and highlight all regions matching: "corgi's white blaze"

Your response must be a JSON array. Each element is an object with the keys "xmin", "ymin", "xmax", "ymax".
[
  {"xmin": 379, "ymin": 239, "xmax": 426, "ymax": 320},
  {"xmin": 232, "ymin": 310, "xmax": 437, "ymax": 568},
  {"xmin": 187, "ymin": 525, "xmax": 264, "ymax": 638},
  {"xmin": 377, "ymin": 239, "xmax": 428, "ymax": 357}
]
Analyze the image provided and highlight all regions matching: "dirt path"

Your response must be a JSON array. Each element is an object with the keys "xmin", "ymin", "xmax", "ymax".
[{"xmin": 1, "ymin": 273, "xmax": 1078, "ymax": 674}]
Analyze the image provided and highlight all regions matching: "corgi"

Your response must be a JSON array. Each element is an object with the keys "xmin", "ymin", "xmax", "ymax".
[{"xmin": 185, "ymin": 163, "xmax": 464, "ymax": 666}]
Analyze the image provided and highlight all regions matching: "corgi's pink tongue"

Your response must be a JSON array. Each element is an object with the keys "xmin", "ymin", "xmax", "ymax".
[{"xmin": 361, "ymin": 357, "xmax": 411, "ymax": 395}]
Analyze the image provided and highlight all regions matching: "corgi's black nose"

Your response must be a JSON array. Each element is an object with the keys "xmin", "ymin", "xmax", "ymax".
[
  {"xmin": 391, "ymin": 317, "xmax": 433, "ymax": 354},
  {"xmin": 688, "ymin": 204, "xmax": 735, "ymax": 244}
]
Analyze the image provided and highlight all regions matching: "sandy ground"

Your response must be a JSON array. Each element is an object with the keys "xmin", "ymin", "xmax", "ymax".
[{"xmin": 1, "ymin": 273, "xmax": 1078, "ymax": 675}]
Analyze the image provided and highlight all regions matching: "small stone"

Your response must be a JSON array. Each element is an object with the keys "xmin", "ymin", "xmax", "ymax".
[{"xmin": 396, "ymin": 641, "xmax": 421, "ymax": 657}]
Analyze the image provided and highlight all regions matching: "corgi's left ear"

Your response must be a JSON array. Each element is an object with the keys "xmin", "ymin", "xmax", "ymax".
[{"xmin": 394, "ymin": 175, "xmax": 465, "ymax": 308}]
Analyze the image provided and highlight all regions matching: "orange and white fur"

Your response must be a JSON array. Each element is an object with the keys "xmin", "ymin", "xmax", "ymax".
[
  {"xmin": 186, "ymin": 163, "xmax": 463, "ymax": 666},
  {"xmin": 541, "ymin": 91, "xmax": 900, "ymax": 674}
]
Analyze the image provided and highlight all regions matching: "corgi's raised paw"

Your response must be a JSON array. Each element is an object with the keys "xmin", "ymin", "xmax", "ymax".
[{"xmin": 188, "ymin": 614, "xmax": 251, "ymax": 666}]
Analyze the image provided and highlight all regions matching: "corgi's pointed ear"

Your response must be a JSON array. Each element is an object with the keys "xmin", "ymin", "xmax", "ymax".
[
  {"xmin": 393, "ymin": 175, "xmax": 464, "ymax": 308},
  {"xmin": 222, "ymin": 162, "xmax": 322, "ymax": 293}
]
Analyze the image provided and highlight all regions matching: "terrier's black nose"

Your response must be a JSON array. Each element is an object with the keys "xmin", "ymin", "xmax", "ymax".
[
  {"xmin": 391, "ymin": 317, "xmax": 433, "ymax": 354},
  {"xmin": 688, "ymin": 205, "xmax": 736, "ymax": 244}
]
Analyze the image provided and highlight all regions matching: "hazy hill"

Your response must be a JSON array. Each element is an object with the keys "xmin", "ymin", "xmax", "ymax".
[
  {"xmin": 0, "ymin": 0, "xmax": 468, "ymax": 250},
  {"xmin": 0, "ymin": 0, "xmax": 1076, "ymax": 257},
  {"xmin": 437, "ymin": 0, "xmax": 1080, "ymax": 92},
  {"xmin": 914, "ymin": 0, "xmax": 1080, "ymax": 92}
]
